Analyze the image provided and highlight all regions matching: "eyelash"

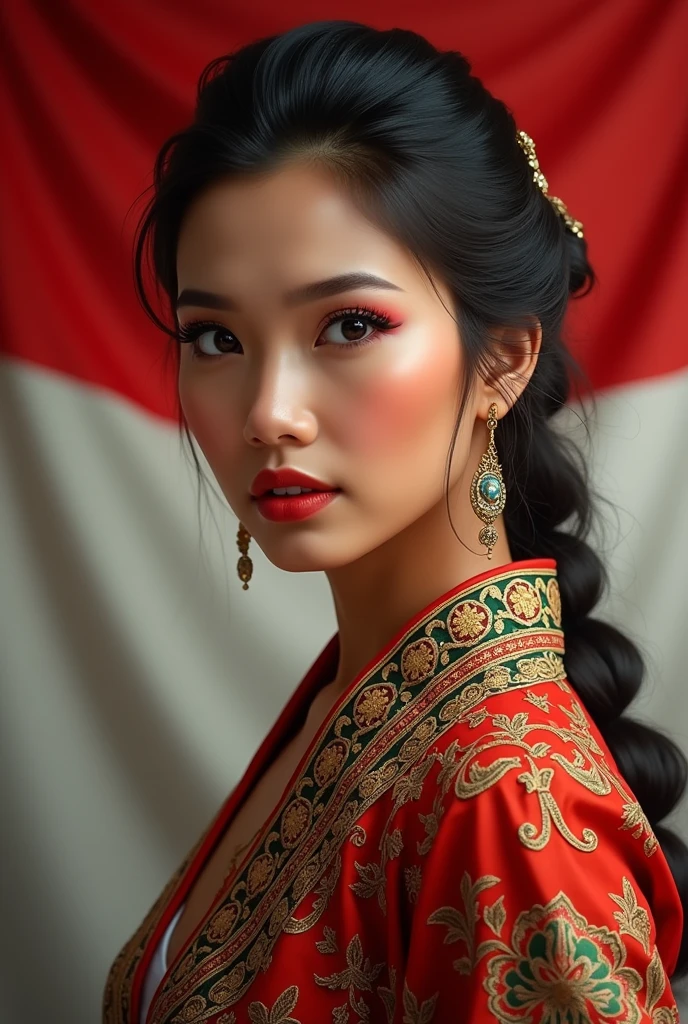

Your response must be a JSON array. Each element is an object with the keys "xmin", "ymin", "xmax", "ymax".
[{"xmin": 175, "ymin": 305, "xmax": 399, "ymax": 360}]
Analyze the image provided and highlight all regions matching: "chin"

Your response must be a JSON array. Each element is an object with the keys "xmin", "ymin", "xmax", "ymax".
[{"xmin": 258, "ymin": 536, "xmax": 364, "ymax": 574}]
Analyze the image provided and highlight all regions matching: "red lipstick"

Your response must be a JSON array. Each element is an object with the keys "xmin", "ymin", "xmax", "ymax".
[{"xmin": 250, "ymin": 468, "xmax": 341, "ymax": 522}]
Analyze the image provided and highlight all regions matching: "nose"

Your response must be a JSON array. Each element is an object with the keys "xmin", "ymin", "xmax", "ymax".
[{"xmin": 243, "ymin": 351, "xmax": 318, "ymax": 448}]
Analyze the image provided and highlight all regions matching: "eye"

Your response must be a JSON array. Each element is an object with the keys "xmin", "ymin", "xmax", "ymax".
[
  {"xmin": 176, "ymin": 305, "xmax": 400, "ymax": 359},
  {"xmin": 176, "ymin": 320, "xmax": 241, "ymax": 359},
  {"xmin": 317, "ymin": 306, "xmax": 399, "ymax": 350}
]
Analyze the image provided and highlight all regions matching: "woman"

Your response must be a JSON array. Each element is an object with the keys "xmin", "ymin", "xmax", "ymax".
[{"xmin": 104, "ymin": 21, "xmax": 686, "ymax": 1023}]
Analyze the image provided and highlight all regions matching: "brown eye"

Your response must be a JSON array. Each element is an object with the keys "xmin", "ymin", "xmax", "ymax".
[
  {"xmin": 322, "ymin": 315, "xmax": 371, "ymax": 345},
  {"xmin": 196, "ymin": 328, "xmax": 240, "ymax": 356},
  {"xmin": 176, "ymin": 321, "xmax": 242, "ymax": 358},
  {"xmin": 318, "ymin": 306, "xmax": 396, "ymax": 350}
]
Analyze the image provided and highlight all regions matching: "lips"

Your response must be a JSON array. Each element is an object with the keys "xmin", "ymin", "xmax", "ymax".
[
  {"xmin": 255, "ymin": 490, "xmax": 339, "ymax": 522},
  {"xmin": 250, "ymin": 467, "xmax": 336, "ymax": 498}
]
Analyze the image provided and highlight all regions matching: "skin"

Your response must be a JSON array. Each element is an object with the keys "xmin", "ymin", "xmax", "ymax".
[{"xmin": 176, "ymin": 160, "xmax": 541, "ymax": 702}]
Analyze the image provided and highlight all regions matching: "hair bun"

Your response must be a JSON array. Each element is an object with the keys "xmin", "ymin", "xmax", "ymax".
[{"xmin": 565, "ymin": 230, "xmax": 595, "ymax": 296}]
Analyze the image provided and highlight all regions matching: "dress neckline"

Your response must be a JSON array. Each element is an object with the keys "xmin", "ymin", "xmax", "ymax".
[{"xmin": 134, "ymin": 557, "xmax": 559, "ymax": 1023}]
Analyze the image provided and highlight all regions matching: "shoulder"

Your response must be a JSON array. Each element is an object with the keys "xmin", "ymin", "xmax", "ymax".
[
  {"xmin": 399, "ymin": 682, "xmax": 684, "ymax": 1005},
  {"xmin": 399, "ymin": 677, "xmax": 659, "ymax": 868}
]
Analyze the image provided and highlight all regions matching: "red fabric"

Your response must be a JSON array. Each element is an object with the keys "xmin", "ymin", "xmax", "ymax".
[
  {"xmin": 102, "ymin": 560, "xmax": 682, "ymax": 1023},
  {"xmin": 1, "ymin": 1, "xmax": 687, "ymax": 420}
]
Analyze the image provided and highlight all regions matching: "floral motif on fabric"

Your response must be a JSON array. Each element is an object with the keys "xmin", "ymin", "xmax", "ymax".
[{"xmin": 426, "ymin": 872, "xmax": 678, "ymax": 1024}]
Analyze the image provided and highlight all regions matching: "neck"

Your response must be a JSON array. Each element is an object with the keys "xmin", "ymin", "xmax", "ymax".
[{"xmin": 325, "ymin": 486, "xmax": 513, "ymax": 698}]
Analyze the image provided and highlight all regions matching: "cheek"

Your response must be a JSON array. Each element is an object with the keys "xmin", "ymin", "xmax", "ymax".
[
  {"xmin": 178, "ymin": 370, "xmax": 242, "ymax": 467},
  {"xmin": 335, "ymin": 334, "xmax": 462, "ymax": 454}
]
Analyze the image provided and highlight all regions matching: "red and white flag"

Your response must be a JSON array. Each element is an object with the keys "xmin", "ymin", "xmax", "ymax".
[{"xmin": 1, "ymin": 2, "xmax": 686, "ymax": 1019}]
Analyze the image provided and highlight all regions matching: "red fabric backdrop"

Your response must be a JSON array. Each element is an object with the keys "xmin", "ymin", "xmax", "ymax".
[{"xmin": 1, "ymin": 0, "xmax": 687, "ymax": 418}]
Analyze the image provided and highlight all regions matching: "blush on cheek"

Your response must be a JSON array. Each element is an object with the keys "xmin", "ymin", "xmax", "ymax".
[
  {"xmin": 179, "ymin": 380, "xmax": 237, "ymax": 469},
  {"xmin": 339, "ymin": 342, "xmax": 461, "ymax": 453}
]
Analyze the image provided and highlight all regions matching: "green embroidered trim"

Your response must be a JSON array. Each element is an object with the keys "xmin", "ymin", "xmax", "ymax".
[{"xmin": 151, "ymin": 567, "xmax": 566, "ymax": 1022}]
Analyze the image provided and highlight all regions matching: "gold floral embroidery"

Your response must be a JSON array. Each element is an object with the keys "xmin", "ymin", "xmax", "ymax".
[
  {"xmin": 207, "ymin": 902, "xmax": 240, "ymax": 944},
  {"xmin": 247, "ymin": 985, "xmax": 300, "ymax": 1024},
  {"xmin": 513, "ymin": 651, "xmax": 566, "ymax": 684},
  {"xmin": 392, "ymin": 755, "xmax": 435, "ymax": 806},
  {"xmin": 280, "ymin": 798, "xmax": 312, "ymax": 848},
  {"xmin": 247, "ymin": 853, "xmax": 276, "ymax": 896},
  {"xmin": 348, "ymin": 825, "xmax": 366, "ymax": 847},
  {"xmin": 415, "ymin": 741, "xmax": 461, "ymax": 856},
  {"xmin": 314, "ymin": 934, "xmax": 385, "ymax": 1023},
  {"xmin": 433, "ymin": 698, "xmax": 657, "ymax": 858},
  {"xmin": 427, "ymin": 872, "xmax": 501, "ymax": 974},
  {"xmin": 353, "ymin": 685, "xmax": 395, "ymax": 728},
  {"xmin": 377, "ymin": 964, "xmax": 397, "ymax": 1023},
  {"xmin": 484, "ymin": 892, "xmax": 644, "ymax": 1022},
  {"xmin": 504, "ymin": 579, "xmax": 542, "ymax": 622},
  {"xmin": 349, "ymin": 822, "xmax": 403, "ymax": 915},
  {"xmin": 483, "ymin": 894, "xmax": 507, "ymax": 937},
  {"xmin": 646, "ymin": 947, "xmax": 680, "ymax": 1022},
  {"xmin": 173, "ymin": 993, "xmax": 207, "ymax": 1020},
  {"xmin": 401, "ymin": 981, "xmax": 438, "ymax": 1023},
  {"xmin": 206, "ymin": 964, "xmax": 246, "ymax": 1007},
  {"xmin": 483, "ymin": 665, "xmax": 512, "ymax": 689},
  {"xmin": 284, "ymin": 853, "xmax": 342, "ymax": 934},
  {"xmin": 315, "ymin": 925, "xmax": 339, "ymax": 955},
  {"xmin": 398, "ymin": 718, "xmax": 438, "ymax": 763},
  {"xmin": 350, "ymin": 860, "xmax": 387, "ymax": 912},
  {"xmin": 313, "ymin": 740, "xmax": 349, "ymax": 788},
  {"xmin": 620, "ymin": 801, "xmax": 658, "ymax": 857},
  {"xmin": 547, "ymin": 577, "xmax": 562, "ymax": 626},
  {"xmin": 438, "ymin": 651, "xmax": 566, "ymax": 724},
  {"xmin": 401, "ymin": 638, "xmax": 438, "ymax": 683},
  {"xmin": 523, "ymin": 688, "xmax": 552, "ymax": 712},
  {"xmin": 466, "ymin": 706, "xmax": 489, "ymax": 728},
  {"xmin": 609, "ymin": 876, "xmax": 651, "ymax": 954},
  {"xmin": 427, "ymin": 872, "xmax": 677, "ymax": 1023},
  {"xmin": 350, "ymin": 751, "xmax": 435, "ymax": 915},
  {"xmin": 404, "ymin": 865, "xmax": 422, "ymax": 904},
  {"xmin": 448, "ymin": 600, "xmax": 492, "ymax": 643}
]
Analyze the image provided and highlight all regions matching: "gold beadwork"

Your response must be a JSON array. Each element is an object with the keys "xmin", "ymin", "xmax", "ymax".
[
  {"xmin": 236, "ymin": 522, "xmax": 253, "ymax": 590},
  {"xmin": 470, "ymin": 403, "xmax": 506, "ymax": 559},
  {"xmin": 517, "ymin": 130, "xmax": 584, "ymax": 239}
]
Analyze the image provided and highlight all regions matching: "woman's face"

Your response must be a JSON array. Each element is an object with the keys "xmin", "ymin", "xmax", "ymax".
[{"xmin": 176, "ymin": 161, "xmax": 479, "ymax": 573}]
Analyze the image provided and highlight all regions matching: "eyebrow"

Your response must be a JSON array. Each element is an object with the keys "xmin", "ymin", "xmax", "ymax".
[{"xmin": 175, "ymin": 272, "xmax": 404, "ymax": 312}]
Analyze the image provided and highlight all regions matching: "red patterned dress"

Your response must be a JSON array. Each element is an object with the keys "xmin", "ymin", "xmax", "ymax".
[{"xmin": 103, "ymin": 558, "xmax": 682, "ymax": 1023}]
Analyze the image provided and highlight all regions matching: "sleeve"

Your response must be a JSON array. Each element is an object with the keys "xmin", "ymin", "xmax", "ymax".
[{"xmin": 399, "ymin": 695, "xmax": 683, "ymax": 1023}]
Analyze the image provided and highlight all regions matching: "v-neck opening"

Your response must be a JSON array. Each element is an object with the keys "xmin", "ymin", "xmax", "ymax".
[{"xmin": 140, "ymin": 557, "xmax": 557, "ymax": 1022}]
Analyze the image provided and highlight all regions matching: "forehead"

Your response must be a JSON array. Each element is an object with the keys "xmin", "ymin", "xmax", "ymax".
[{"xmin": 175, "ymin": 162, "xmax": 420, "ymax": 296}]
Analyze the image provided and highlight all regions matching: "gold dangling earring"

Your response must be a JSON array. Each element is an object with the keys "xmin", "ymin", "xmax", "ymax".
[
  {"xmin": 236, "ymin": 522, "xmax": 253, "ymax": 590},
  {"xmin": 470, "ymin": 403, "xmax": 506, "ymax": 559}
]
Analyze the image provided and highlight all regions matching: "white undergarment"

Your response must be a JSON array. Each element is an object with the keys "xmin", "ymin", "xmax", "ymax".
[{"xmin": 138, "ymin": 901, "xmax": 186, "ymax": 1024}]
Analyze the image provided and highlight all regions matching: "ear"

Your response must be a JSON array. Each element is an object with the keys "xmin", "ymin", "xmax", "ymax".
[{"xmin": 474, "ymin": 322, "xmax": 542, "ymax": 420}]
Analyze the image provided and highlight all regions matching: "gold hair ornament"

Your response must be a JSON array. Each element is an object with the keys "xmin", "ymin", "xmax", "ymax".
[
  {"xmin": 236, "ymin": 522, "xmax": 253, "ymax": 590},
  {"xmin": 517, "ymin": 130, "xmax": 584, "ymax": 239},
  {"xmin": 470, "ymin": 403, "xmax": 506, "ymax": 559}
]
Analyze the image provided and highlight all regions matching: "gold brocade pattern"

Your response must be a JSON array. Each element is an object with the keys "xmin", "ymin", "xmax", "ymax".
[
  {"xmin": 342, "ymin": 680, "xmax": 658, "ymax": 939},
  {"xmin": 104, "ymin": 566, "xmax": 570, "ymax": 1023},
  {"xmin": 247, "ymin": 985, "xmax": 301, "ymax": 1024},
  {"xmin": 425, "ymin": 872, "xmax": 679, "ymax": 1023}
]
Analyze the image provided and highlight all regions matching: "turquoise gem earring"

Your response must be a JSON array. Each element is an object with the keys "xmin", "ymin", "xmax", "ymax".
[{"xmin": 470, "ymin": 403, "xmax": 506, "ymax": 559}]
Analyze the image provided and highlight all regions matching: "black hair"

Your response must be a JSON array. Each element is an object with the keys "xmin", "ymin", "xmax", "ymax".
[{"xmin": 131, "ymin": 20, "xmax": 688, "ymax": 975}]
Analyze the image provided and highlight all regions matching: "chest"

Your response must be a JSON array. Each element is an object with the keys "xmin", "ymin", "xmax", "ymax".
[
  {"xmin": 165, "ymin": 686, "xmax": 339, "ymax": 967},
  {"xmin": 156, "ymin": 747, "xmax": 416, "ymax": 1023}
]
